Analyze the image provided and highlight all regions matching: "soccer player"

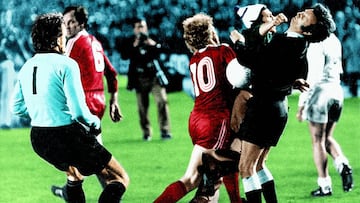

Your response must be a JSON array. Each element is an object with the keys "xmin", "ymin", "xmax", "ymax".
[
  {"xmin": 51, "ymin": 5, "xmax": 125, "ymax": 199},
  {"xmin": 154, "ymin": 13, "xmax": 250, "ymax": 203},
  {"xmin": 11, "ymin": 12, "xmax": 129, "ymax": 203},
  {"xmin": 226, "ymin": 3, "xmax": 336, "ymax": 202},
  {"xmin": 63, "ymin": 5, "xmax": 122, "ymax": 142},
  {"xmin": 296, "ymin": 33, "xmax": 353, "ymax": 196}
]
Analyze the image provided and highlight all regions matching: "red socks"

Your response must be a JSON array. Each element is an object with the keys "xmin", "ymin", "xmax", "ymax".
[
  {"xmin": 154, "ymin": 180, "xmax": 187, "ymax": 203},
  {"xmin": 223, "ymin": 172, "xmax": 243, "ymax": 203}
]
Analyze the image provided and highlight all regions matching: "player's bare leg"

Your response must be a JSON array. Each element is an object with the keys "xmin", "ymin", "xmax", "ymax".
[
  {"xmin": 324, "ymin": 122, "xmax": 353, "ymax": 192},
  {"xmin": 154, "ymin": 145, "xmax": 206, "ymax": 203},
  {"xmin": 256, "ymin": 148, "xmax": 277, "ymax": 202},
  {"xmin": 239, "ymin": 141, "xmax": 263, "ymax": 203},
  {"xmin": 309, "ymin": 122, "xmax": 333, "ymax": 196},
  {"xmin": 97, "ymin": 156, "xmax": 129, "ymax": 202}
]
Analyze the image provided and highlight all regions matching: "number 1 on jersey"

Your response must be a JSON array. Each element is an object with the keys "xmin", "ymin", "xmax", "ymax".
[{"xmin": 33, "ymin": 66, "xmax": 37, "ymax": 94}]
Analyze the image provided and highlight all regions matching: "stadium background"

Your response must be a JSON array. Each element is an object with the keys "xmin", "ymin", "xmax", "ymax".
[
  {"xmin": 0, "ymin": 1, "xmax": 359, "ymax": 202},
  {"xmin": 1, "ymin": 0, "xmax": 360, "ymax": 128}
]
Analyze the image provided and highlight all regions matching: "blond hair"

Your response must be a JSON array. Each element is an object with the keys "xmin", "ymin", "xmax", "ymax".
[{"xmin": 183, "ymin": 13, "xmax": 214, "ymax": 52}]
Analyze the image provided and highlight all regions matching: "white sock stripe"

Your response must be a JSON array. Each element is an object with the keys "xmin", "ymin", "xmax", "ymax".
[
  {"xmin": 317, "ymin": 176, "xmax": 332, "ymax": 188},
  {"xmin": 334, "ymin": 155, "xmax": 349, "ymax": 173},
  {"xmin": 242, "ymin": 174, "xmax": 262, "ymax": 193},
  {"xmin": 257, "ymin": 167, "xmax": 274, "ymax": 184}
]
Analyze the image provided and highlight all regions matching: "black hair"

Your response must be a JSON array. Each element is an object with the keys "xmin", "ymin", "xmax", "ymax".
[
  {"xmin": 63, "ymin": 6, "xmax": 88, "ymax": 28},
  {"xmin": 301, "ymin": 3, "xmax": 336, "ymax": 42},
  {"xmin": 31, "ymin": 13, "xmax": 64, "ymax": 53},
  {"xmin": 131, "ymin": 17, "xmax": 146, "ymax": 27}
]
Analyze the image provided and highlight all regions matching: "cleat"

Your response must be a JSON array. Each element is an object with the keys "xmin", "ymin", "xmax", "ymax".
[
  {"xmin": 311, "ymin": 186, "xmax": 332, "ymax": 197},
  {"xmin": 161, "ymin": 133, "xmax": 172, "ymax": 140},
  {"xmin": 143, "ymin": 134, "xmax": 152, "ymax": 141},
  {"xmin": 341, "ymin": 164, "xmax": 354, "ymax": 192},
  {"xmin": 51, "ymin": 185, "xmax": 68, "ymax": 201}
]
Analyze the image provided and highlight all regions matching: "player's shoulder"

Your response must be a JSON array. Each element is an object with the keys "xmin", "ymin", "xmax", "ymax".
[
  {"xmin": 220, "ymin": 43, "xmax": 231, "ymax": 47},
  {"xmin": 219, "ymin": 43, "xmax": 234, "ymax": 51},
  {"xmin": 52, "ymin": 54, "xmax": 79, "ymax": 68}
]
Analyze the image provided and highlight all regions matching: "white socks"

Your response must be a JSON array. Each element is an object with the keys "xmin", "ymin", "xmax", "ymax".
[
  {"xmin": 317, "ymin": 176, "xmax": 332, "ymax": 192},
  {"xmin": 257, "ymin": 166, "xmax": 274, "ymax": 184},
  {"xmin": 243, "ymin": 166, "xmax": 275, "ymax": 193},
  {"xmin": 243, "ymin": 174, "xmax": 262, "ymax": 193},
  {"xmin": 334, "ymin": 155, "xmax": 349, "ymax": 173}
]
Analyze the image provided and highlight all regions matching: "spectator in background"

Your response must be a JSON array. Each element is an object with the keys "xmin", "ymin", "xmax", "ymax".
[
  {"xmin": 297, "ymin": 33, "xmax": 353, "ymax": 196},
  {"xmin": 342, "ymin": 23, "xmax": 360, "ymax": 97},
  {"xmin": 11, "ymin": 12, "xmax": 129, "ymax": 203},
  {"xmin": 334, "ymin": 10, "xmax": 346, "ymax": 41},
  {"xmin": 0, "ymin": 49, "xmax": 16, "ymax": 129},
  {"xmin": 118, "ymin": 17, "xmax": 172, "ymax": 141},
  {"xmin": 51, "ymin": 5, "xmax": 126, "ymax": 201}
]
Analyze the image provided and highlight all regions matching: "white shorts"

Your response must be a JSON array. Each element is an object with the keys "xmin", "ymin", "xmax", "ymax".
[{"xmin": 303, "ymin": 82, "xmax": 343, "ymax": 123}]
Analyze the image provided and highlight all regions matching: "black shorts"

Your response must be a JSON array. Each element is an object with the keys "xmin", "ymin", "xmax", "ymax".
[
  {"xmin": 237, "ymin": 96, "xmax": 288, "ymax": 148},
  {"xmin": 30, "ymin": 123, "xmax": 112, "ymax": 176}
]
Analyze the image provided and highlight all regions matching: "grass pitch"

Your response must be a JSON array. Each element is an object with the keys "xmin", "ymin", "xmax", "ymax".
[{"xmin": 1, "ymin": 76, "xmax": 359, "ymax": 202}]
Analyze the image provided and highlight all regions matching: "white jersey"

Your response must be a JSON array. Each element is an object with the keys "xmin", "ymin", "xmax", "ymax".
[
  {"xmin": 12, "ymin": 53, "xmax": 100, "ymax": 128},
  {"xmin": 299, "ymin": 33, "xmax": 344, "ymax": 123}
]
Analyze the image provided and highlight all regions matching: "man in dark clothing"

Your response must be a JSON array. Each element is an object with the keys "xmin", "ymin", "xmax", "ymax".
[
  {"xmin": 205, "ymin": 3, "xmax": 336, "ymax": 203},
  {"xmin": 118, "ymin": 17, "xmax": 171, "ymax": 141}
]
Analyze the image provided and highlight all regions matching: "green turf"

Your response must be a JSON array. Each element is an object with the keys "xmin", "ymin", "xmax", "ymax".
[{"xmin": 1, "ymin": 76, "xmax": 359, "ymax": 203}]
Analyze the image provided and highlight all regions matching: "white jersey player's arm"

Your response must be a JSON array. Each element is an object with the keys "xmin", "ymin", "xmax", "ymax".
[{"xmin": 226, "ymin": 58, "xmax": 250, "ymax": 89}]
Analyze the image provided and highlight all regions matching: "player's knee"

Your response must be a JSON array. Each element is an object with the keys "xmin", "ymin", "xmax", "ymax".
[
  {"xmin": 180, "ymin": 174, "xmax": 200, "ymax": 192},
  {"xmin": 120, "ymin": 173, "xmax": 130, "ymax": 188},
  {"xmin": 101, "ymin": 163, "xmax": 130, "ymax": 188},
  {"xmin": 67, "ymin": 166, "xmax": 84, "ymax": 181}
]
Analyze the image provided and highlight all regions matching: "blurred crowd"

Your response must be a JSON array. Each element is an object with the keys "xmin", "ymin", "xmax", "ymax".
[{"xmin": 1, "ymin": 0, "xmax": 360, "ymax": 128}]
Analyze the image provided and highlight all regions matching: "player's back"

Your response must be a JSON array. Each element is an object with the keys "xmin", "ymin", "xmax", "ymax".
[
  {"xmin": 189, "ymin": 44, "xmax": 235, "ymax": 111},
  {"xmin": 67, "ymin": 32, "xmax": 106, "ymax": 92},
  {"xmin": 15, "ymin": 53, "xmax": 78, "ymax": 127}
]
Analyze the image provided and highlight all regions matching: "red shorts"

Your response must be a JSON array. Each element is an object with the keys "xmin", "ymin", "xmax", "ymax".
[
  {"xmin": 188, "ymin": 109, "xmax": 231, "ymax": 149},
  {"xmin": 85, "ymin": 91, "xmax": 106, "ymax": 119}
]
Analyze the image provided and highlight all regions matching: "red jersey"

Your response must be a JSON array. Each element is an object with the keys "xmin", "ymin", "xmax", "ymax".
[
  {"xmin": 189, "ymin": 44, "xmax": 237, "ymax": 111},
  {"xmin": 188, "ymin": 44, "xmax": 240, "ymax": 149},
  {"xmin": 66, "ymin": 30, "xmax": 118, "ymax": 93}
]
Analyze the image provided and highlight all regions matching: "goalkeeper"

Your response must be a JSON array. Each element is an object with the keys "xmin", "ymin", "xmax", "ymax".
[{"xmin": 11, "ymin": 12, "xmax": 129, "ymax": 203}]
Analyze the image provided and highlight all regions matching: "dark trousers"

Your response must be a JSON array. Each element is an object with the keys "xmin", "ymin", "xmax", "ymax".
[{"xmin": 136, "ymin": 77, "xmax": 171, "ymax": 136}]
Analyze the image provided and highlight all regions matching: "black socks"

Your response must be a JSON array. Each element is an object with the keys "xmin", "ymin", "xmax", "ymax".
[
  {"xmin": 98, "ymin": 182, "xmax": 126, "ymax": 203},
  {"xmin": 66, "ymin": 180, "xmax": 85, "ymax": 203},
  {"xmin": 245, "ymin": 189, "xmax": 262, "ymax": 203},
  {"xmin": 262, "ymin": 180, "xmax": 277, "ymax": 203}
]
